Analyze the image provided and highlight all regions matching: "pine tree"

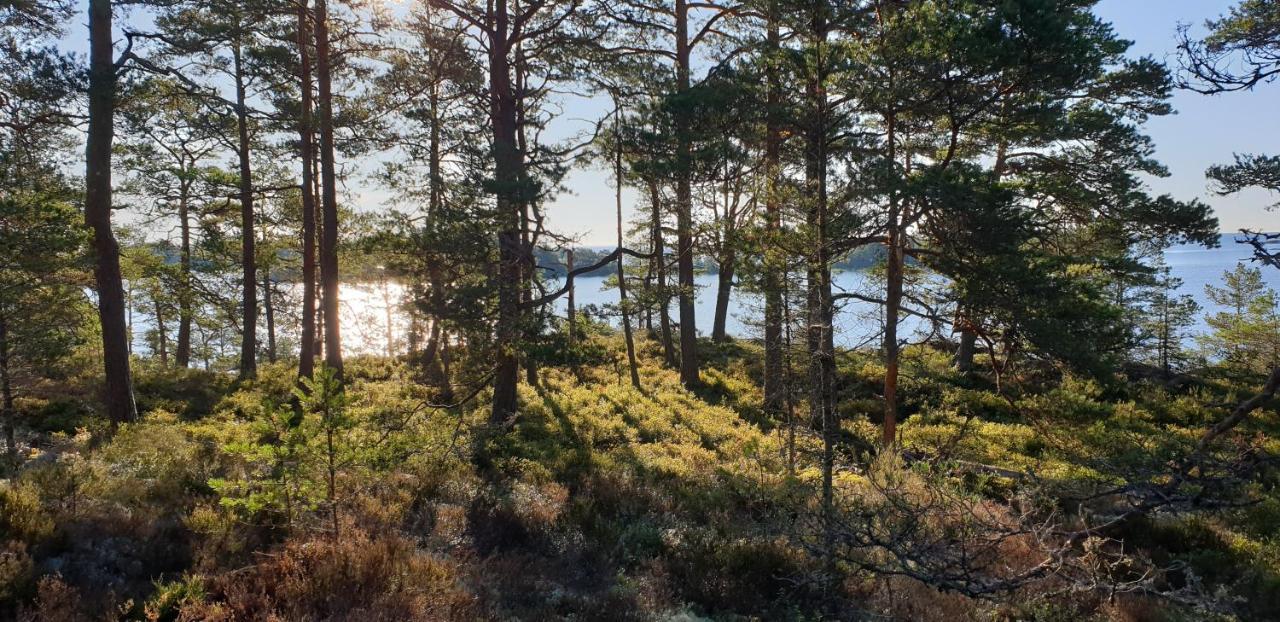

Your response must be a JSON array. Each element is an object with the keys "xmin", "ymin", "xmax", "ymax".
[{"xmin": 1200, "ymin": 263, "xmax": 1280, "ymax": 376}]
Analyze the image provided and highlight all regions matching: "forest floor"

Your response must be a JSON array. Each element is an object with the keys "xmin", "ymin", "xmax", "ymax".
[{"xmin": 1, "ymin": 333, "xmax": 1279, "ymax": 621}]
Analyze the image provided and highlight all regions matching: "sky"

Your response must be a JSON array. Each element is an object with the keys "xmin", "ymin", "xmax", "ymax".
[{"xmin": 542, "ymin": 0, "xmax": 1280, "ymax": 245}]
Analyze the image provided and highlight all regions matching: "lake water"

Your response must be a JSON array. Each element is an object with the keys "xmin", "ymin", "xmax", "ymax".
[
  {"xmin": 557, "ymin": 235, "xmax": 1280, "ymax": 348},
  {"xmin": 127, "ymin": 235, "xmax": 1280, "ymax": 360}
]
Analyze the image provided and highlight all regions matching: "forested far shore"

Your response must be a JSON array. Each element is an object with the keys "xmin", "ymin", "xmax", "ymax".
[{"xmin": 4, "ymin": 0, "xmax": 1280, "ymax": 620}]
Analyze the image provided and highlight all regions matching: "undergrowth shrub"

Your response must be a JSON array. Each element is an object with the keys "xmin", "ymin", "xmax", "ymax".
[{"xmin": 181, "ymin": 528, "xmax": 479, "ymax": 621}]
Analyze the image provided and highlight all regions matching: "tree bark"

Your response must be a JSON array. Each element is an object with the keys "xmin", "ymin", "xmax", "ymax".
[
  {"xmin": 1, "ymin": 314, "xmax": 15, "ymax": 462},
  {"xmin": 954, "ymin": 321, "xmax": 976, "ymax": 372},
  {"xmin": 312, "ymin": 153, "xmax": 325, "ymax": 362},
  {"xmin": 428, "ymin": 82, "xmax": 443, "ymax": 216},
  {"xmin": 315, "ymin": 0, "xmax": 343, "ymax": 379},
  {"xmin": 297, "ymin": 0, "xmax": 318, "ymax": 381},
  {"xmin": 422, "ymin": 318, "xmax": 446, "ymax": 386},
  {"xmin": 566, "ymin": 249, "xmax": 576, "ymax": 343},
  {"xmin": 711, "ymin": 246, "xmax": 735, "ymax": 342},
  {"xmin": 176, "ymin": 183, "xmax": 193, "ymax": 368},
  {"xmin": 883, "ymin": 111, "xmax": 904, "ymax": 447},
  {"xmin": 883, "ymin": 242, "xmax": 903, "ymax": 448},
  {"xmin": 233, "ymin": 33, "xmax": 258, "ymax": 380},
  {"xmin": 263, "ymin": 263, "xmax": 277, "ymax": 363},
  {"xmin": 615, "ymin": 106, "xmax": 641, "ymax": 389},
  {"xmin": 762, "ymin": 10, "xmax": 785, "ymax": 417},
  {"xmin": 86, "ymin": 0, "xmax": 137, "ymax": 427},
  {"xmin": 802, "ymin": 8, "xmax": 838, "ymax": 604},
  {"xmin": 489, "ymin": 0, "xmax": 524, "ymax": 424},
  {"xmin": 423, "ymin": 77, "xmax": 445, "ymax": 376},
  {"xmin": 649, "ymin": 180, "xmax": 676, "ymax": 367},
  {"xmin": 154, "ymin": 297, "xmax": 168, "ymax": 366},
  {"xmin": 674, "ymin": 0, "xmax": 699, "ymax": 388},
  {"xmin": 1196, "ymin": 365, "xmax": 1280, "ymax": 453}
]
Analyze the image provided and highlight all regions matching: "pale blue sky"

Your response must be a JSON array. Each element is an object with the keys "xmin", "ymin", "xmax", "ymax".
[{"xmin": 544, "ymin": 0, "xmax": 1280, "ymax": 245}]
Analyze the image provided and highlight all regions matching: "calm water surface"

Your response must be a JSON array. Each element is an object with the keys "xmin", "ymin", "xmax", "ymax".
[
  {"xmin": 562, "ymin": 235, "xmax": 1280, "ymax": 348},
  {"xmin": 125, "ymin": 235, "xmax": 1280, "ymax": 357}
]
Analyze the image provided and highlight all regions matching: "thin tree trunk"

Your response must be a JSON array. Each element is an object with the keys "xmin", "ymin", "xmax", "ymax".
[
  {"xmin": 954, "ymin": 321, "xmax": 976, "ymax": 372},
  {"xmin": 382, "ymin": 277, "xmax": 394, "ymax": 357},
  {"xmin": 763, "ymin": 4, "xmax": 785, "ymax": 417},
  {"xmin": 423, "ymin": 318, "xmax": 446, "ymax": 385},
  {"xmin": 264, "ymin": 263, "xmax": 277, "ymax": 363},
  {"xmin": 440, "ymin": 331, "xmax": 455, "ymax": 402},
  {"xmin": 674, "ymin": 0, "xmax": 698, "ymax": 388},
  {"xmin": 315, "ymin": 269, "xmax": 325, "ymax": 361},
  {"xmin": 520, "ymin": 220, "xmax": 537, "ymax": 389},
  {"xmin": 803, "ymin": 9, "xmax": 838, "ymax": 605},
  {"xmin": 712, "ymin": 159, "xmax": 737, "ymax": 343},
  {"xmin": 1, "ymin": 314, "xmax": 15, "ymax": 462},
  {"xmin": 649, "ymin": 180, "xmax": 676, "ymax": 367},
  {"xmin": 312, "ymin": 153, "xmax": 325, "ymax": 362},
  {"xmin": 515, "ymin": 53, "xmax": 539, "ymax": 389},
  {"xmin": 154, "ymin": 297, "xmax": 168, "ymax": 366},
  {"xmin": 615, "ymin": 105, "xmax": 641, "ymax": 389},
  {"xmin": 782, "ymin": 275, "xmax": 796, "ymax": 475},
  {"xmin": 297, "ymin": 0, "xmax": 318, "ymax": 381},
  {"xmin": 1196, "ymin": 365, "xmax": 1280, "ymax": 454},
  {"xmin": 86, "ymin": 0, "xmax": 137, "ymax": 427},
  {"xmin": 643, "ymin": 259, "xmax": 653, "ymax": 334},
  {"xmin": 315, "ymin": 0, "xmax": 343, "ymax": 379},
  {"xmin": 176, "ymin": 184, "xmax": 193, "ymax": 368},
  {"xmin": 566, "ymin": 249, "xmax": 576, "ymax": 343},
  {"xmin": 711, "ymin": 247, "xmax": 735, "ymax": 342},
  {"xmin": 233, "ymin": 33, "xmax": 258, "ymax": 380},
  {"xmin": 126, "ymin": 281, "xmax": 133, "ymax": 355},
  {"xmin": 428, "ymin": 82, "xmax": 443, "ymax": 216},
  {"xmin": 883, "ymin": 110, "xmax": 904, "ymax": 447},
  {"xmin": 423, "ymin": 79, "xmax": 445, "ymax": 375}
]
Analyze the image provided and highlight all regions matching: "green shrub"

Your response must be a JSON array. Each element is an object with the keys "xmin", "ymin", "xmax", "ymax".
[
  {"xmin": 144, "ymin": 574, "xmax": 207, "ymax": 622},
  {"xmin": 28, "ymin": 397, "xmax": 96, "ymax": 435},
  {"xmin": 0, "ymin": 483, "xmax": 53, "ymax": 544}
]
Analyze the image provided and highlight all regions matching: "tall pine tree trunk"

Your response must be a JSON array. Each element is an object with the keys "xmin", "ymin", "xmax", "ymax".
[
  {"xmin": 802, "ymin": 9, "xmax": 838, "ymax": 604},
  {"xmin": 1, "ymin": 314, "xmax": 15, "ymax": 462},
  {"xmin": 762, "ymin": 9, "xmax": 785, "ymax": 418},
  {"xmin": 882, "ymin": 109, "xmax": 903, "ymax": 448},
  {"xmin": 297, "ymin": 0, "xmax": 318, "ymax": 381},
  {"xmin": 315, "ymin": 0, "xmax": 343, "ymax": 379},
  {"xmin": 423, "ymin": 81, "xmax": 446, "ymax": 376},
  {"xmin": 883, "ymin": 256, "xmax": 903, "ymax": 441},
  {"xmin": 712, "ymin": 162, "xmax": 737, "ymax": 343},
  {"xmin": 649, "ymin": 181, "xmax": 676, "ymax": 367},
  {"xmin": 674, "ymin": 0, "xmax": 698, "ymax": 388},
  {"xmin": 615, "ymin": 106, "xmax": 640, "ymax": 388},
  {"xmin": 233, "ymin": 34, "xmax": 258, "ymax": 380},
  {"xmin": 176, "ymin": 184, "xmax": 193, "ymax": 368},
  {"xmin": 86, "ymin": 0, "xmax": 137, "ymax": 427},
  {"xmin": 311, "ymin": 154, "xmax": 325, "ymax": 362},
  {"xmin": 489, "ymin": 0, "xmax": 523, "ymax": 424},
  {"xmin": 515, "ymin": 55, "xmax": 541, "ymax": 389}
]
